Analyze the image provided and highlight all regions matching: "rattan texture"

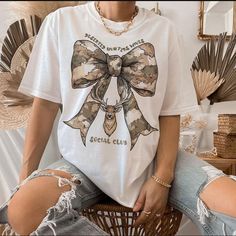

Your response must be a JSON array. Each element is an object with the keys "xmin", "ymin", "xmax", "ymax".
[
  {"xmin": 218, "ymin": 114, "xmax": 236, "ymax": 134},
  {"xmin": 81, "ymin": 199, "xmax": 182, "ymax": 236},
  {"xmin": 214, "ymin": 132, "xmax": 236, "ymax": 158}
]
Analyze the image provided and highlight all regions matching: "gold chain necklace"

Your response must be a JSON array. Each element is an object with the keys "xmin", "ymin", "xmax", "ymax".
[{"xmin": 95, "ymin": 2, "xmax": 139, "ymax": 36}]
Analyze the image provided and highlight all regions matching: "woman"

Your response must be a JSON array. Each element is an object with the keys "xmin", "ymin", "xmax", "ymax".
[{"xmin": 1, "ymin": 1, "xmax": 236, "ymax": 235}]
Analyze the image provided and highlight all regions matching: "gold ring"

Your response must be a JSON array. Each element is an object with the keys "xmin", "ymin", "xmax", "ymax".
[{"xmin": 142, "ymin": 210, "xmax": 152, "ymax": 216}]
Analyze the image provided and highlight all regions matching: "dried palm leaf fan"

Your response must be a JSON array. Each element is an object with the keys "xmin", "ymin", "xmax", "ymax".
[
  {"xmin": 0, "ymin": 1, "xmax": 85, "ymax": 130},
  {"xmin": 192, "ymin": 32, "xmax": 236, "ymax": 105},
  {"xmin": 0, "ymin": 15, "xmax": 40, "ymax": 130}
]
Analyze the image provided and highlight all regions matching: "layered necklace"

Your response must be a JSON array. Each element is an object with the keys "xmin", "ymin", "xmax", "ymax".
[{"xmin": 95, "ymin": 1, "xmax": 139, "ymax": 36}]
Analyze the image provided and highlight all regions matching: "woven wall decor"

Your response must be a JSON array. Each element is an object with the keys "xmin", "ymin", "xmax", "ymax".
[{"xmin": 0, "ymin": 1, "xmax": 86, "ymax": 130}]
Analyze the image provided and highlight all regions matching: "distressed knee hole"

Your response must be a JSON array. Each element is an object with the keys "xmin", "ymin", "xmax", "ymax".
[
  {"xmin": 197, "ymin": 166, "xmax": 236, "ymax": 225},
  {"xmin": 38, "ymin": 169, "xmax": 81, "ymax": 186},
  {"xmin": 7, "ymin": 169, "xmax": 81, "ymax": 236}
]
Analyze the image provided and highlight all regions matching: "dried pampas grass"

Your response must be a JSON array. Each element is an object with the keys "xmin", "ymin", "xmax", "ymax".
[{"xmin": 192, "ymin": 32, "xmax": 236, "ymax": 104}]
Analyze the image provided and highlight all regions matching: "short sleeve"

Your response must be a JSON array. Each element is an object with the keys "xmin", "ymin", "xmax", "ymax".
[
  {"xmin": 18, "ymin": 12, "xmax": 61, "ymax": 104},
  {"xmin": 159, "ymin": 22, "xmax": 199, "ymax": 116}
]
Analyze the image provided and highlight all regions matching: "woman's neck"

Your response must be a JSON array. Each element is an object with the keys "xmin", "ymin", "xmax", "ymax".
[{"xmin": 96, "ymin": 1, "xmax": 136, "ymax": 22}]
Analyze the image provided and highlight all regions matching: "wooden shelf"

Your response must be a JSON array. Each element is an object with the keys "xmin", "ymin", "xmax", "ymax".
[{"xmin": 199, "ymin": 155, "xmax": 236, "ymax": 175}]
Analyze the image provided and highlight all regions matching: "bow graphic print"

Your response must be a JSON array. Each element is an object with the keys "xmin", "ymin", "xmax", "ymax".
[{"xmin": 64, "ymin": 40, "xmax": 158, "ymax": 150}]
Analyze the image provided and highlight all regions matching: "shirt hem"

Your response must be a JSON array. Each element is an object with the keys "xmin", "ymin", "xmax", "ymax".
[
  {"xmin": 18, "ymin": 85, "xmax": 61, "ymax": 104},
  {"xmin": 159, "ymin": 105, "xmax": 199, "ymax": 116}
]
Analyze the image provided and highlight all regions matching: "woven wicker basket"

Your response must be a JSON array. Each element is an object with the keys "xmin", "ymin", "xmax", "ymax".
[
  {"xmin": 81, "ymin": 198, "xmax": 182, "ymax": 236},
  {"xmin": 218, "ymin": 114, "xmax": 236, "ymax": 134},
  {"xmin": 0, "ymin": 225, "xmax": 5, "ymax": 235},
  {"xmin": 214, "ymin": 131, "xmax": 236, "ymax": 158}
]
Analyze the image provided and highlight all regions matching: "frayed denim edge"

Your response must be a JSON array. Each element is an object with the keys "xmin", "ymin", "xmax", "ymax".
[
  {"xmin": 197, "ymin": 165, "xmax": 236, "ymax": 236},
  {"xmin": 1, "ymin": 169, "xmax": 82, "ymax": 236}
]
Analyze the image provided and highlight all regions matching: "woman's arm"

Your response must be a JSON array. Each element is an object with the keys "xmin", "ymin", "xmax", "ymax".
[
  {"xmin": 154, "ymin": 115, "xmax": 180, "ymax": 183},
  {"xmin": 133, "ymin": 115, "xmax": 180, "ymax": 226},
  {"xmin": 19, "ymin": 97, "xmax": 60, "ymax": 183}
]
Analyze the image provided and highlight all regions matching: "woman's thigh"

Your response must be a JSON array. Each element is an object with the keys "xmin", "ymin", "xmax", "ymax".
[
  {"xmin": 169, "ymin": 150, "xmax": 236, "ymax": 235},
  {"xmin": 44, "ymin": 157, "xmax": 106, "ymax": 206},
  {"xmin": 0, "ymin": 157, "xmax": 107, "ymax": 225}
]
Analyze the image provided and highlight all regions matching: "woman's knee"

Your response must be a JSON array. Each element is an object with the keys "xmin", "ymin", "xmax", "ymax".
[
  {"xmin": 200, "ymin": 176, "xmax": 236, "ymax": 217},
  {"xmin": 7, "ymin": 169, "xmax": 75, "ymax": 235}
]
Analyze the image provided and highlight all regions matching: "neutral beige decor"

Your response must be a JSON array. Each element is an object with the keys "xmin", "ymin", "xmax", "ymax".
[
  {"xmin": 0, "ymin": 2, "xmax": 86, "ymax": 129},
  {"xmin": 192, "ymin": 32, "xmax": 236, "ymax": 105}
]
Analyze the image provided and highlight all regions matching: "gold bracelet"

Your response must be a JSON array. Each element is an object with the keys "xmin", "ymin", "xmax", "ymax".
[{"xmin": 151, "ymin": 175, "xmax": 172, "ymax": 188}]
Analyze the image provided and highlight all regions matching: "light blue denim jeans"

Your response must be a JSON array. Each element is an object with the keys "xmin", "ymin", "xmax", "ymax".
[{"xmin": 0, "ymin": 150, "xmax": 236, "ymax": 235}]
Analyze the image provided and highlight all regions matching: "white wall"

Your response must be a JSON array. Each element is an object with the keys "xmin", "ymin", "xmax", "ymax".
[{"xmin": 225, "ymin": 7, "xmax": 233, "ymax": 34}]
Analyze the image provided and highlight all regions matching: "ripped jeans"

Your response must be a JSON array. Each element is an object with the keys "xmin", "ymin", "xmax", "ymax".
[{"xmin": 0, "ymin": 150, "xmax": 236, "ymax": 235}]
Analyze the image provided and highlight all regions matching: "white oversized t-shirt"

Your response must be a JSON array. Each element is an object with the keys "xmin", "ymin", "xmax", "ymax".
[{"xmin": 19, "ymin": 2, "xmax": 198, "ymax": 207}]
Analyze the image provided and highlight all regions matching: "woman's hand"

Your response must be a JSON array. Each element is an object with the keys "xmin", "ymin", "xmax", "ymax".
[
  {"xmin": 133, "ymin": 177, "xmax": 170, "ymax": 227},
  {"xmin": 132, "ymin": 115, "xmax": 179, "ymax": 227}
]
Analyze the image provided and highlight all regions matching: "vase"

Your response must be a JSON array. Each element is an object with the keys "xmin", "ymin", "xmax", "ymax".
[{"xmin": 195, "ymin": 102, "xmax": 218, "ymax": 155}]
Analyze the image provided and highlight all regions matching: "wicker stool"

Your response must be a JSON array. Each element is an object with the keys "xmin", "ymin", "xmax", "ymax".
[{"xmin": 81, "ymin": 198, "xmax": 182, "ymax": 236}]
